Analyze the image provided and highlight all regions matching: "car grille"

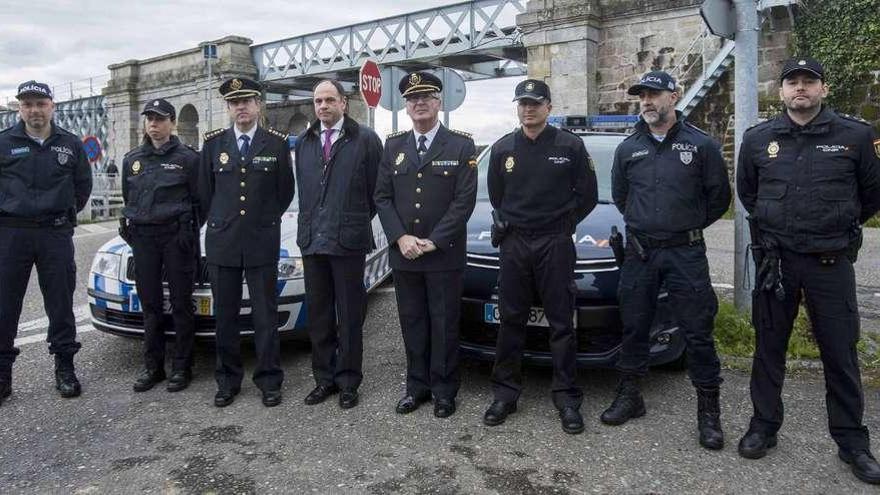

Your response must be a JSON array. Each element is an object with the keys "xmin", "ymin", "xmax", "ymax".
[
  {"xmin": 126, "ymin": 256, "xmax": 210, "ymax": 284},
  {"xmin": 91, "ymin": 305, "xmax": 289, "ymax": 332},
  {"xmin": 466, "ymin": 253, "xmax": 618, "ymax": 273}
]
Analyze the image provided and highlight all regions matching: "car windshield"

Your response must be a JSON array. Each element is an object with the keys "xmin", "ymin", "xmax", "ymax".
[{"xmin": 475, "ymin": 131, "xmax": 620, "ymax": 203}]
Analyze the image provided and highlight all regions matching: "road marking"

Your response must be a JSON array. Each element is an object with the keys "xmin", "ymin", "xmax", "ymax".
[
  {"xmin": 17, "ymin": 304, "xmax": 90, "ymax": 333},
  {"xmin": 712, "ymin": 283, "xmax": 734, "ymax": 289},
  {"xmin": 79, "ymin": 223, "xmax": 111, "ymax": 234},
  {"xmin": 15, "ymin": 324, "xmax": 94, "ymax": 347}
]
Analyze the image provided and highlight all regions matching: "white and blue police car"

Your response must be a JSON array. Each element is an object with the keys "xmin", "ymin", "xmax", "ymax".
[
  {"xmin": 87, "ymin": 203, "xmax": 391, "ymax": 339},
  {"xmin": 460, "ymin": 125, "xmax": 686, "ymax": 368}
]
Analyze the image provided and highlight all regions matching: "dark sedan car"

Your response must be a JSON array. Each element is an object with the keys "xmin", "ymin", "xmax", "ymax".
[{"xmin": 460, "ymin": 130, "xmax": 685, "ymax": 368}]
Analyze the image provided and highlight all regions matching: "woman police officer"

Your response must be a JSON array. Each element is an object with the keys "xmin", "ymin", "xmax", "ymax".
[{"xmin": 120, "ymin": 98, "xmax": 200, "ymax": 393}]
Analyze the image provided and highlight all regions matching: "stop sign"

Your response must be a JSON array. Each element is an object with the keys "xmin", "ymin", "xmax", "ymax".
[{"xmin": 359, "ymin": 60, "xmax": 382, "ymax": 108}]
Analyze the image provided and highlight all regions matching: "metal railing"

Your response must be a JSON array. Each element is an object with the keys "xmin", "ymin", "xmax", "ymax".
[{"xmin": 252, "ymin": 0, "xmax": 526, "ymax": 82}]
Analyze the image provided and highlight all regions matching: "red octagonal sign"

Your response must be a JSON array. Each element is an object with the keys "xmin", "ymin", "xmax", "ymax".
[{"xmin": 359, "ymin": 60, "xmax": 382, "ymax": 109}]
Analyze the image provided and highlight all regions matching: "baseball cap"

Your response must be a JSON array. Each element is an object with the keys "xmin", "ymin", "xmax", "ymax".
[
  {"xmin": 512, "ymin": 79, "xmax": 551, "ymax": 102},
  {"xmin": 627, "ymin": 71, "xmax": 677, "ymax": 95}
]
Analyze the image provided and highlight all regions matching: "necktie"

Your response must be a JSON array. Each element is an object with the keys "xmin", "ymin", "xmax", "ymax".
[
  {"xmin": 239, "ymin": 134, "xmax": 250, "ymax": 158},
  {"xmin": 417, "ymin": 135, "xmax": 428, "ymax": 155},
  {"xmin": 322, "ymin": 128, "xmax": 335, "ymax": 162}
]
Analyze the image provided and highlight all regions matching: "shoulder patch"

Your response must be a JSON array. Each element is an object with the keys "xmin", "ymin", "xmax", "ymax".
[
  {"xmin": 386, "ymin": 130, "xmax": 408, "ymax": 140},
  {"xmin": 839, "ymin": 113, "xmax": 871, "ymax": 126},
  {"xmin": 266, "ymin": 127, "xmax": 288, "ymax": 140},
  {"xmin": 448, "ymin": 128, "xmax": 472, "ymax": 138},
  {"xmin": 204, "ymin": 128, "xmax": 225, "ymax": 141}
]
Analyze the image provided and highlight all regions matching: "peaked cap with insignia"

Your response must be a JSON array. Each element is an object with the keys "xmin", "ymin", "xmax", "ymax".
[
  {"xmin": 399, "ymin": 71, "xmax": 442, "ymax": 98},
  {"xmin": 219, "ymin": 77, "xmax": 262, "ymax": 100}
]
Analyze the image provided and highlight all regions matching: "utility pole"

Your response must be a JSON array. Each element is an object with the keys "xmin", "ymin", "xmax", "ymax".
[{"xmin": 732, "ymin": 0, "xmax": 759, "ymax": 311}]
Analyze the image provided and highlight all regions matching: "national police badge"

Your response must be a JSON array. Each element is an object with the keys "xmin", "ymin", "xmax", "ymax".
[
  {"xmin": 219, "ymin": 152, "xmax": 229, "ymax": 165},
  {"xmin": 57, "ymin": 152, "xmax": 68, "ymax": 165},
  {"xmin": 679, "ymin": 151, "xmax": 693, "ymax": 165},
  {"xmin": 131, "ymin": 160, "xmax": 141, "ymax": 174},
  {"xmin": 504, "ymin": 156, "xmax": 515, "ymax": 172},
  {"xmin": 768, "ymin": 141, "xmax": 779, "ymax": 158},
  {"xmin": 874, "ymin": 139, "xmax": 880, "ymax": 159},
  {"xmin": 395, "ymin": 152, "xmax": 405, "ymax": 166}
]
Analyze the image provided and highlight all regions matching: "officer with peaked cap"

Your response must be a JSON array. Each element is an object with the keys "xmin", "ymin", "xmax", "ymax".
[
  {"xmin": 603, "ymin": 70, "xmax": 730, "ymax": 449},
  {"xmin": 199, "ymin": 77, "xmax": 295, "ymax": 408},
  {"xmin": 737, "ymin": 57, "xmax": 880, "ymax": 484},
  {"xmin": 375, "ymin": 71, "xmax": 477, "ymax": 418},
  {"xmin": 120, "ymin": 98, "xmax": 200, "ymax": 393},
  {"xmin": 0, "ymin": 81, "xmax": 92, "ymax": 405},
  {"xmin": 483, "ymin": 79, "xmax": 598, "ymax": 434}
]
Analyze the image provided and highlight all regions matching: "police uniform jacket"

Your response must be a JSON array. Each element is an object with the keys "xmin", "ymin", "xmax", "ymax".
[
  {"xmin": 737, "ymin": 107, "xmax": 880, "ymax": 253},
  {"xmin": 374, "ymin": 125, "xmax": 477, "ymax": 271},
  {"xmin": 121, "ymin": 135, "xmax": 199, "ymax": 225},
  {"xmin": 295, "ymin": 114, "xmax": 382, "ymax": 256},
  {"xmin": 198, "ymin": 126, "xmax": 295, "ymax": 267},
  {"xmin": 611, "ymin": 114, "xmax": 731, "ymax": 238},
  {"xmin": 0, "ymin": 120, "xmax": 92, "ymax": 219},
  {"xmin": 487, "ymin": 125, "xmax": 598, "ymax": 230}
]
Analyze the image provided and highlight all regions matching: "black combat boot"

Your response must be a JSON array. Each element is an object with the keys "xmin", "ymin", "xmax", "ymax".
[
  {"xmin": 600, "ymin": 374, "xmax": 645, "ymax": 425},
  {"xmin": 0, "ymin": 369, "xmax": 11, "ymax": 406},
  {"xmin": 54, "ymin": 354, "xmax": 81, "ymax": 398},
  {"xmin": 697, "ymin": 386, "xmax": 724, "ymax": 450}
]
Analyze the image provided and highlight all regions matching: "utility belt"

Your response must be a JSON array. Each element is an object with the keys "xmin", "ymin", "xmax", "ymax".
[
  {"xmin": 129, "ymin": 220, "xmax": 181, "ymax": 236},
  {"xmin": 509, "ymin": 218, "xmax": 573, "ymax": 237},
  {"xmin": 627, "ymin": 228, "xmax": 704, "ymax": 249},
  {"xmin": 0, "ymin": 212, "xmax": 70, "ymax": 228}
]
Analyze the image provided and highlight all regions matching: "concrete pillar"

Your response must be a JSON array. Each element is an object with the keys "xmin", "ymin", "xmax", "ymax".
[{"xmin": 517, "ymin": 0, "xmax": 602, "ymax": 116}]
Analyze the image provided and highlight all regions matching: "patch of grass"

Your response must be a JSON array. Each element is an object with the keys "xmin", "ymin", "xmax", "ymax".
[
  {"xmin": 714, "ymin": 300, "xmax": 880, "ymax": 370},
  {"xmin": 865, "ymin": 215, "xmax": 880, "ymax": 229}
]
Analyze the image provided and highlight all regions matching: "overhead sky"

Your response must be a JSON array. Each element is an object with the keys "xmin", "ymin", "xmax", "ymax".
[{"xmin": 0, "ymin": 0, "xmax": 525, "ymax": 143}]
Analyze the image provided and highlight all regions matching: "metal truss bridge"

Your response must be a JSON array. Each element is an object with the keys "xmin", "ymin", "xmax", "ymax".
[{"xmin": 252, "ymin": 0, "xmax": 527, "ymax": 94}]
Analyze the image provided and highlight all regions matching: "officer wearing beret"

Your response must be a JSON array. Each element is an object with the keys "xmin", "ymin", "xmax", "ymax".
[
  {"xmin": 737, "ymin": 57, "xmax": 880, "ymax": 484},
  {"xmin": 375, "ymin": 71, "xmax": 477, "ymax": 418},
  {"xmin": 604, "ymin": 71, "xmax": 730, "ymax": 449},
  {"xmin": 120, "ymin": 98, "xmax": 200, "ymax": 393},
  {"xmin": 296, "ymin": 79, "xmax": 383, "ymax": 410},
  {"xmin": 199, "ymin": 77, "xmax": 295, "ymax": 408},
  {"xmin": 484, "ymin": 79, "xmax": 598, "ymax": 434},
  {"xmin": 0, "ymin": 81, "xmax": 92, "ymax": 404}
]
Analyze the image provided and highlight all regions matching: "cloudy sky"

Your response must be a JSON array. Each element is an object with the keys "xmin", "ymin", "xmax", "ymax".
[{"xmin": 0, "ymin": 0, "xmax": 523, "ymax": 143}]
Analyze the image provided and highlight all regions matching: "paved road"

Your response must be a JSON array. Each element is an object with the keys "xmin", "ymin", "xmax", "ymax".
[{"xmin": 3, "ymin": 221, "xmax": 880, "ymax": 493}]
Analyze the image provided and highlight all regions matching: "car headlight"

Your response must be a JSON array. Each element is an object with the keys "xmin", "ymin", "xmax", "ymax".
[
  {"xmin": 278, "ymin": 257, "xmax": 304, "ymax": 280},
  {"xmin": 91, "ymin": 252, "xmax": 122, "ymax": 279}
]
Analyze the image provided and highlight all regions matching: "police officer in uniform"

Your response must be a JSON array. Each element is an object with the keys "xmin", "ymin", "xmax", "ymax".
[
  {"xmin": 120, "ymin": 98, "xmax": 199, "ymax": 393},
  {"xmin": 0, "ymin": 81, "xmax": 92, "ymax": 404},
  {"xmin": 375, "ymin": 71, "xmax": 477, "ymax": 418},
  {"xmin": 484, "ymin": 79, "xmax": 598, "ymax": 434},
  {"xmin": 199, "ymin": 77, "xmax": 295, "ymax": 408},
  {"xmin": 737, "ymin": 57, "xmax": 880, "ymax": 484},
  {"xmin": 295, "ymin": 79, "xmax": 383, "ymax": 409},
  {"xmin": 604, "ymin": 71, "xmax": 730, "ymax": 450}
]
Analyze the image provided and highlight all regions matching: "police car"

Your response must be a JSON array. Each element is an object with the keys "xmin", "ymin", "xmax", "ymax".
[
  {"xmin": 87, "ymin": 203, "xmax": 391, "ymax": 339},
  {"xmin": 460, "ymin": 127, "xmax": 685, "ymax": 367}
]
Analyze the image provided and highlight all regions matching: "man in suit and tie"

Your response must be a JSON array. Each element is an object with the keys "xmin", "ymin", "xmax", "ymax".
[
  {"xmin": 199, "ymin": 77, "xmax": 295, "ymax": 408},
  {"xmin": 374, "ymin": 71, "xmax": 478, "ymax": 418}
]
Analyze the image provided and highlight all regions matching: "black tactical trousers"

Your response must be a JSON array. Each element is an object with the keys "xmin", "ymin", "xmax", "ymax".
[
  {"xmin": 303, "ymin": 254, "xmax": 366, "ymax": 391},
  {"xmin": 749, "ymin": 250, "xmax": 869, "ymax": 454},
  {"xmin": 394, "ymin": 269, "xmax": 463, "ymax": 400},
  {"xmin": 209, "ymin": 262, "xmax": 283, "ymax": 392},
  {"xmin": 0, "ymin": 226, "xmax": 80, "ymax": 372},
  {"xmin": 492, "ymin": 230, "xmax": 582, "ymax": 409},
  {"xmin": 616, "ymin": 242, "xmax": 721, "ymax": 387},
  {"xmin": 129, "ymin": 227, "xmax": 196, "ymax": 372}
]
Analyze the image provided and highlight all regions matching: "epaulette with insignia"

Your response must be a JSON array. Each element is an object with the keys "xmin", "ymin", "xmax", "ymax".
[
  {"xmin": 266, "ymin": 127, "xmax": 288, "ymax": 140},
  {"xmin": 448, "ymin": 128, "xmax": 472, "ymax": 139},
  {"xmin": 204, "ymin": 128, "xmax": 225, "ymax": 141},
  {"xmin": 839, "ymin": 113, "xmax": 870, "ymax": 126},
  {"xmin": 745, "ymin": 118, "xmax": 772, "ymax": 133},
  {"xmin": 684, "ymin": 121, "xmax": 709, "ymax": 136},
  {"xmin": 386, "ymin": 130, "xmax": 408, "ymax": 140}
]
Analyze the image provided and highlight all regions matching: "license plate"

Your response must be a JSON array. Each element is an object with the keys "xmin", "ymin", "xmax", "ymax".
[
  {"xmin": 483, "ymin": 303, "xmax": 575, "ymax": 327},
  {"xmin": 129, "ymin": 292, "xmax": 213, "ymax": 316}
]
